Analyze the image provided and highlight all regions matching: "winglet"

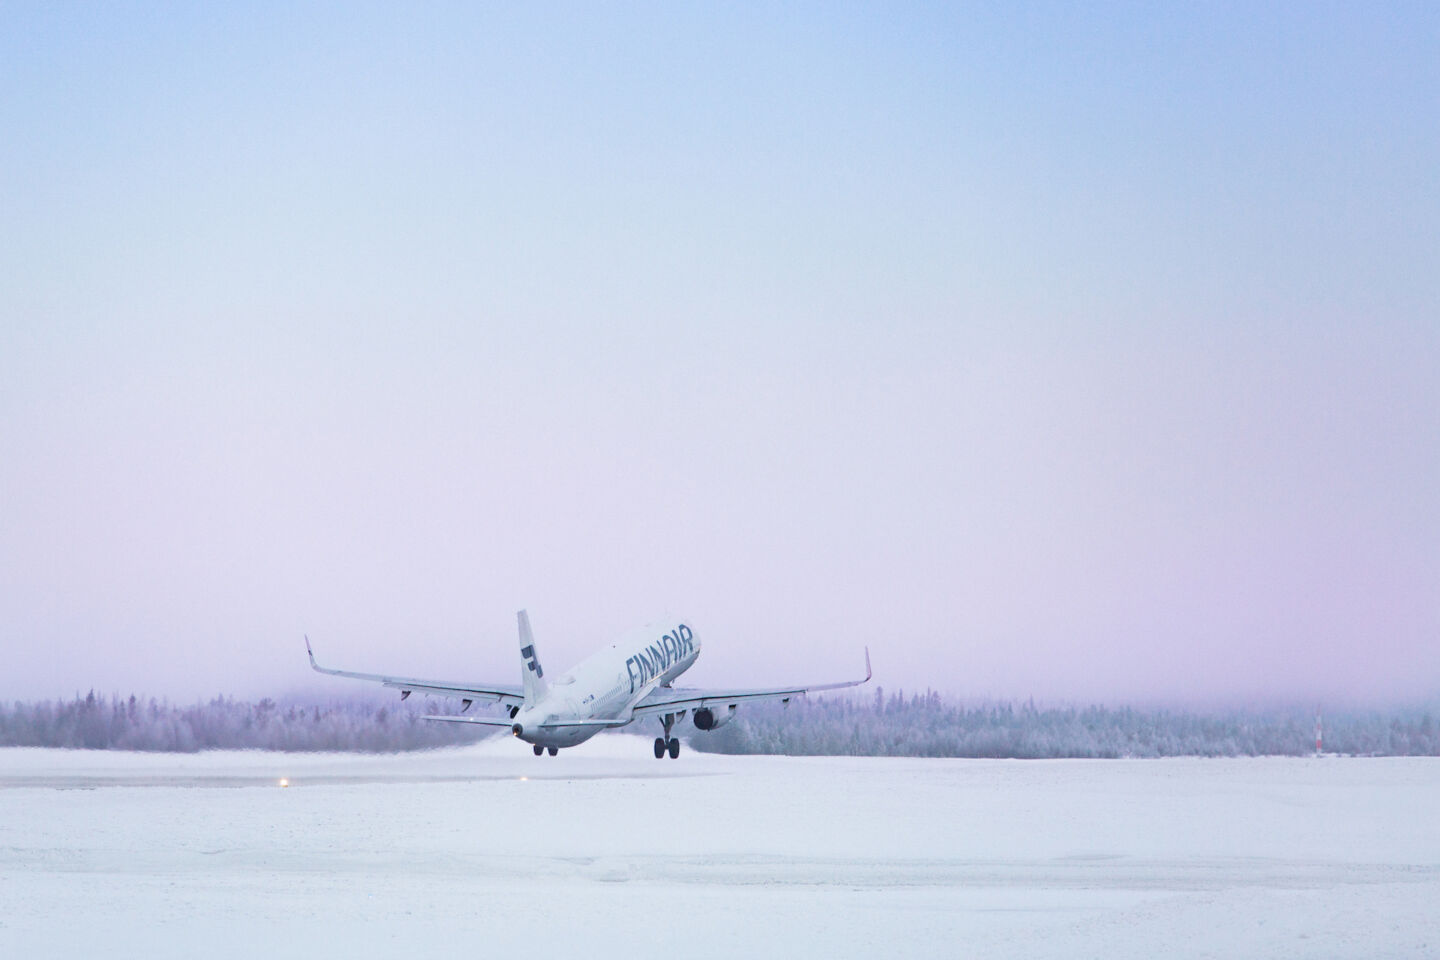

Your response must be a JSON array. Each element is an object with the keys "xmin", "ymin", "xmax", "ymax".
[
  {"xmin": 864, "ymin": 646, "xmax": 872, "ymax": 682},
  {"xmin": 304, "ymin": 635, "xmax": 318, "ymax": 671}
]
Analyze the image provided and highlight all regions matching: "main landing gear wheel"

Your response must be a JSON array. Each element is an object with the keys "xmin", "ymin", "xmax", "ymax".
[
  {"xmin": 656, "ymin": 713, "xmax": 682, "ymax": 759},
  {"xmin": 547, "ymin": 746, "xmax": 558, "ymax": 756},
  {"xmin": 533, "ymin": 744, "xmax": 543, "ymax": 756}
]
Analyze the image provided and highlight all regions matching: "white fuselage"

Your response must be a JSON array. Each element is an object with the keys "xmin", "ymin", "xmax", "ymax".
[{"xmin": 510, "ymin": 619, "xmax": 699, "ymax": 748}]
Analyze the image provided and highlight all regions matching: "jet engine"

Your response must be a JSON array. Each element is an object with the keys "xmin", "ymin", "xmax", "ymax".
[{"xmin": 692, "ymin": 704, "xmax": 737, "ymax": 731}]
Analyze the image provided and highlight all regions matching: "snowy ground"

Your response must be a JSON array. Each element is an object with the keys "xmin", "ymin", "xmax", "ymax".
[{"xmin": 1, "ymin": 738, "xmax": 1436, "ymax": 958}]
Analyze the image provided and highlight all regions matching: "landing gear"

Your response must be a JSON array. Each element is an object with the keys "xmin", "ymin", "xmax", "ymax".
[
  {"xmin": 547, "ymin": 746, "xmax": 558, "ymax": 756},
  {"xmin": 654, "ymin": 714, "xmax": 681, "ymax": 759},
  {"xmin": 533, "ymin": 744, "xmax": 543, "ymax": 756}
]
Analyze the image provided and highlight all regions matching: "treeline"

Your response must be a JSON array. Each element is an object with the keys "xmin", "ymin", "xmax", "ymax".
[
  {"xmin": 1, "ymin": 687, "xmax": 1438, "ymax": 756},
  {"xmin": 0, "ymin": 691, "xmax": 486, "ymax": 753},
  {"xmin": 688, "ymin": 687, "xmax": 1440, "ymax": 758}
]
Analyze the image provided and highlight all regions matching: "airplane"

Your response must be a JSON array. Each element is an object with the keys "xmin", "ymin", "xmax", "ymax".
[{"xmin": 305, "ymin": 610, "xmax": 871, "ymax": 758}]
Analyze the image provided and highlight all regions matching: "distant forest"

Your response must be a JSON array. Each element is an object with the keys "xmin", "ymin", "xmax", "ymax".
[
  {"xmin": 691, "ymin": 688, "xmax": 1440, "ymax": 758},
  {"xmin": 1, "ymin": 687, "xmax": 1437, "ymax": 757}
]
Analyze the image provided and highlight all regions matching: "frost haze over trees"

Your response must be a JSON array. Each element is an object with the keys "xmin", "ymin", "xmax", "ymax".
[
  {"xmin": 0, "ymin": 692, "xmax": 486, "ymax": 753},
  {"xmin": 1, "ymin": 688, "xmax": 1437, "ymax": 756}
]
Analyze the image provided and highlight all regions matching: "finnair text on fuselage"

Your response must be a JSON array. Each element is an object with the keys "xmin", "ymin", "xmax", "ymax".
[{"xmin": 625, "ymin": 623, "xmax": 695, "ymax": 692}]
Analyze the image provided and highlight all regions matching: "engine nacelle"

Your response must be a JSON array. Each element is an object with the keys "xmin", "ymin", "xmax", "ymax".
[{"xmin": 692, "ymin": 704, "xmax": 737, "ymax": 731}]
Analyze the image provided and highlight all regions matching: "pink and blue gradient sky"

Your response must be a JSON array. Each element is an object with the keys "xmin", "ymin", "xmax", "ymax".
[{"xmin": 2, "ymin": 3, "xmax": 1436, "ymax": 704}]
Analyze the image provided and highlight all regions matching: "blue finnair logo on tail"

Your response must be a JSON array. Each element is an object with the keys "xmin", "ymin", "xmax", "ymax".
[
  {"xmin": 521, "ymin": 644, "xmax": 543, "ymax": 678},
  {"xmin": 625, "ymin": 624, "xmax": 694, "ymax": 692}
]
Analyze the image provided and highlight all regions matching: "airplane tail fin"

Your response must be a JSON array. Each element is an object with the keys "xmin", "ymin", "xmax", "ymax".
[{"xmin": 517, "ymin": 609, "xmax": 548, "ymax": 704}]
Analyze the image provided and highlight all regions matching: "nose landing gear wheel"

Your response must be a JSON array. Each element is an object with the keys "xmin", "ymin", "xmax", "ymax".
[
  {"xmin": 532, "ymin": 744, "xmax": 543, "ymax": 756},
  {"xmin": 547, "ymin": 746, "xmax": 558, "ymax": 756},
  {"xmin": 654, "ymin": 737, "xmax": 666, "ymax": 759},
  {"xmin": 667, "ymin": 738, "xmax": 680, "ymax": 759}
]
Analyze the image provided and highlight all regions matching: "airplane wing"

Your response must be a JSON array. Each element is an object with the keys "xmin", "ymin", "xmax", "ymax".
[
  {"xmin": 305, "ymin": 637, "xmax": 525, "ymax": 708},
  {"xmin": 630, "ymin": 647, "xmax": 872, "ymax": 718}
]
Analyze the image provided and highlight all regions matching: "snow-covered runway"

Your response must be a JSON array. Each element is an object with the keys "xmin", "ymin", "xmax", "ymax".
[{"xmin": 1, "ymin": 738, "xmax": 1435, "ymax": 958}]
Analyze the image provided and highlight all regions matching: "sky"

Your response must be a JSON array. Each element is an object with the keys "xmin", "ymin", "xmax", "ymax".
[{"xmin": 1, "ymin": 2, "xmax": 1437, "ymax": 706}]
